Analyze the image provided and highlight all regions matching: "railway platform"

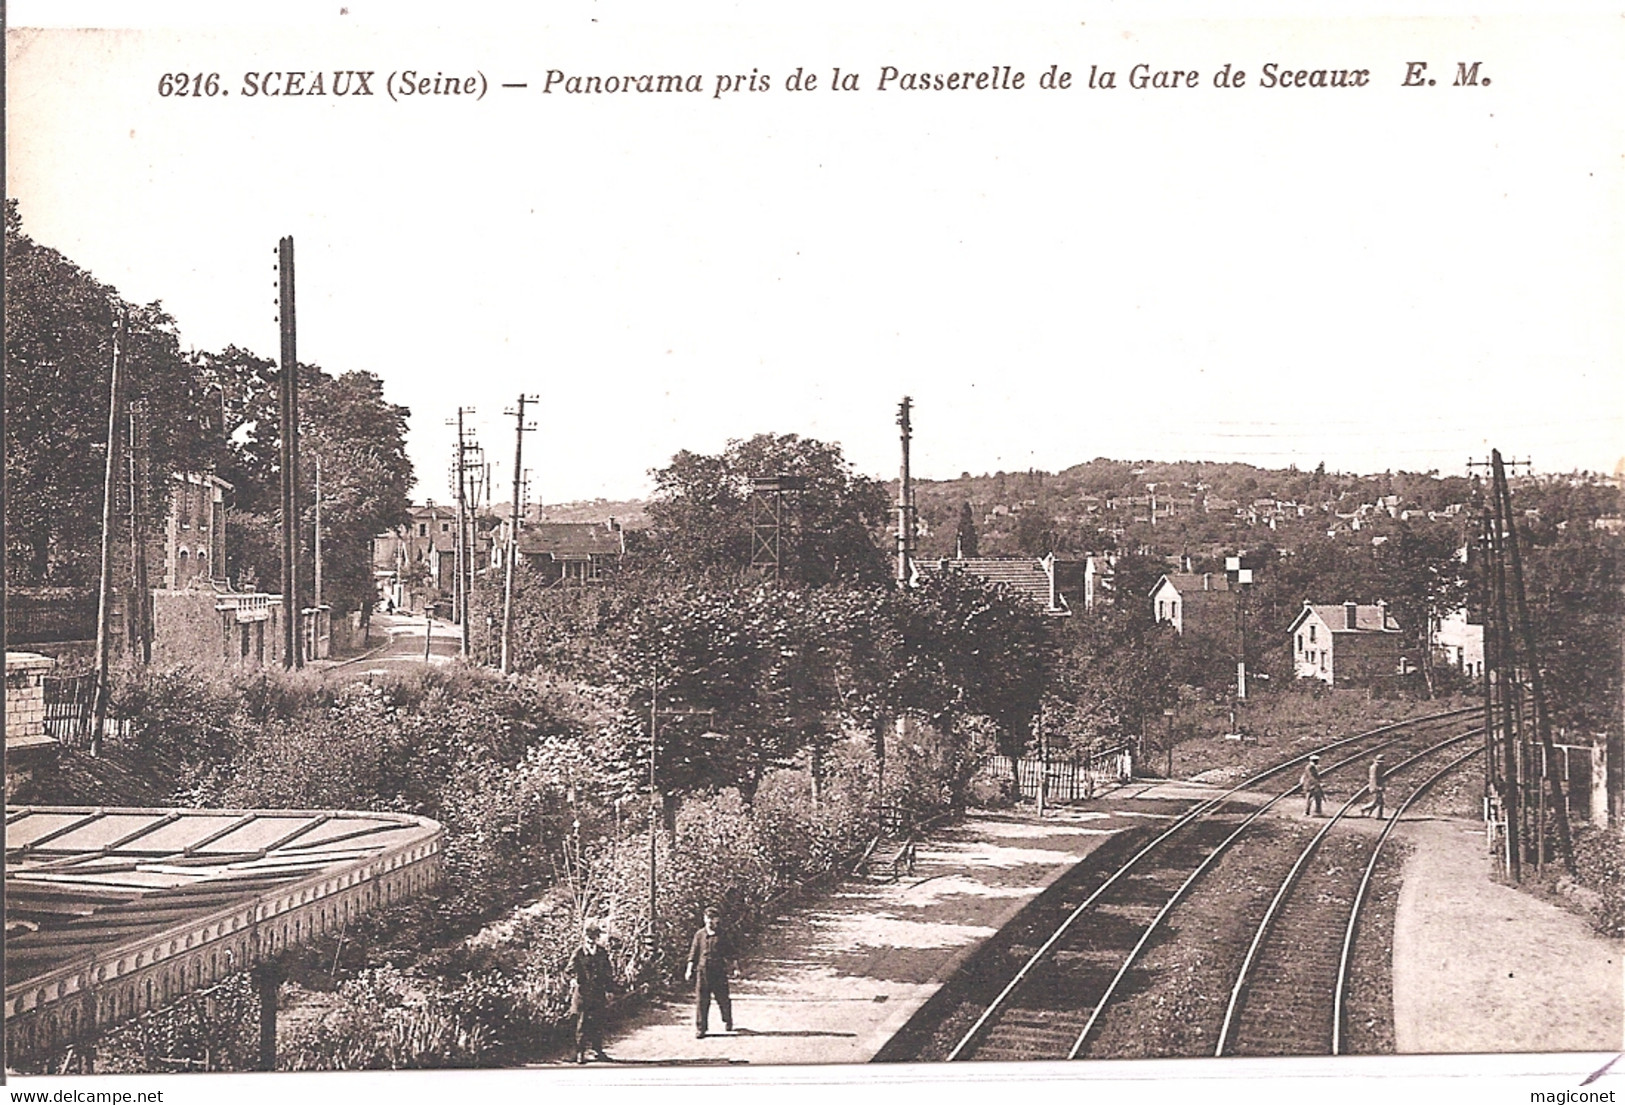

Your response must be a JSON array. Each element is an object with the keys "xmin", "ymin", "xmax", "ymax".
[
  {"xmin": 585, "ymin": 785, "xmax": 1220, "ymax": 1066},
  {"xmin": 1391, "ymin": 818, "xmax": 1624, "ymax": 1054}
]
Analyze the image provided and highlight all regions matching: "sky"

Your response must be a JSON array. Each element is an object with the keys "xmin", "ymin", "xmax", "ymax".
[{"xmin": 7, "ymin": 5, "xmax": 1624, "ymax": 507}]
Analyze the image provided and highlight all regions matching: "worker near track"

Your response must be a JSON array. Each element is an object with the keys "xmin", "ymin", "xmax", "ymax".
[
  {"xmin": 1300, "ymin": 754, "xmax": 1325, "ymax": 817},
  {"xmin": 686, "ymin": 906, "xmax": 734, "ymax": 1038},
  {"xmin": 1358, "ymin": 755, "xmax": 1387, "ymax": 820},
  {"xmin": 569, "ymin": 921, "xmax": 613, "ymax": 1063}
]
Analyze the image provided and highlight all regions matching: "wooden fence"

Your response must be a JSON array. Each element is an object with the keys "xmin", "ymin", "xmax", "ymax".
[{"xmin": 985, "ymin": 744, "xmax": 1134, "ymax": 802}]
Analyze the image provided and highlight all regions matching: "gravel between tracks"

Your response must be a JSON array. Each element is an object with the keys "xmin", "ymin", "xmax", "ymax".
[
  {"xmin": 1340, "ymin": 839, "xmax": 1408, "ymax": 1054},
  {"xmin": 1082, "ymin": 814, "xmax": 1313, "ymax": 1059}
]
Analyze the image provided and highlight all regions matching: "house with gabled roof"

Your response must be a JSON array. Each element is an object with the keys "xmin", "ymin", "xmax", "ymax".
[
  {"xmin": 1288, "ymin": 600, "xmax": 1406, "ymax": 687},
  {"xmin": 1150, "ymin": 572, "xmax": 1235, "ymax": 637},
  {"xmin": 514, "ymin": 521, "xmax": 625, "ymax": 583},
  {"xmin": 918, "ymin": 555, "xmax": 1078, "ymax": 615}
]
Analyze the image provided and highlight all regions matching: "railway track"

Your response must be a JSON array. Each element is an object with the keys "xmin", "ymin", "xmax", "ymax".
[
  {"xmin": 943, "ymin": 707, "xmax": 1478, "ymax": 1063},
  {"xmin": 1214, "ymin": 733, "xmax": 1484, "ymax": 1057}
]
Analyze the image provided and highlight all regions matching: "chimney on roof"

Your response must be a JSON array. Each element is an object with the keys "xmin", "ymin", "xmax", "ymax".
[
  {"xmin": 1182, "ymin": 554, "xmax": 1193, "ymax": 573},
  {"xmin": 1377, "ymin": 599, "xmax": 1389, "ymax": 628},
  {"xmin": 1202, "ymin": 572, "xmax": 1212, "ymax": 591},
  {"xmin": 1345, "ymin": 601, "xmax": 1358, "ymax": 630}
]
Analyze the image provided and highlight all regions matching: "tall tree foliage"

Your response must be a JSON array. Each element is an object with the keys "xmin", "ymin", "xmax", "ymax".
[
  {"xmin": 5, "ymin": 205, "xmax": 412, "ymax": 617},
  {"xmin": 4, "ymin": 202, "xmax": 219, "ymax": 583},
  {"xmin": 186, "ymin": 346, "xmax": 413, "ymax": 614},
  {"xmin": 955, "ymin": 502, "xmax": 979, "ymax": 557},
  {"xmin": 644, "ymin": 434, "xmax": 890, "ymax": 586},
  {"xmin": 582, "ymin": 571, "xmax": 1050, "ymax": 807}
]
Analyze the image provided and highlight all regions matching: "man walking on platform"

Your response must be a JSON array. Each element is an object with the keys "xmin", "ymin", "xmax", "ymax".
[
  {"xmin": 1358, "ymin": 754, "xmax": 1387, "ymax": 820},
  {"xmin": 686, "ymin": 906, "xmax": 734, "ymax": 1038},
  {"xmin": 1301, "ymin": 754, "xmax": 1325, "ymax": 817}
]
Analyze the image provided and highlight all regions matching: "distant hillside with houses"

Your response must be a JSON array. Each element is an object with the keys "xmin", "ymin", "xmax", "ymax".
[{"xmin": 525, "ymin": 459, "xmax": 1621, "ymax": 561}]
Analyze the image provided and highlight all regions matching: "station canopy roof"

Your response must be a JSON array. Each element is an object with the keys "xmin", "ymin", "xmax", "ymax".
[{"xmin": 4, "ymin": 806, "xmax": 442, "ymax": 985}]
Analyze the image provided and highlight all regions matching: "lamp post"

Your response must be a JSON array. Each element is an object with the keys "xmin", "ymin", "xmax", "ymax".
[{"xmin": 1163, "ymin": 707, "xmax": 1177, "ymax": 778}]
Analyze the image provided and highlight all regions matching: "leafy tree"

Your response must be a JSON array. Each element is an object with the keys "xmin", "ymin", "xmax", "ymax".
[
  {"xmin": 1050, "ymin": 603, "xmax": 1180, "ymax": 756},
  {"xmin": 197, "ymin": 346, "xmax": 413, "ymax": 615},
  {"xmin": 955, "ymin": 501, "xmax": 979, "ymax": 557},
  {"xmin": 1373, "ymin": 519, "xmax": 1470, "ymax": 694},
  {"xmin": 644, "ymin": 434, "xmax": 889, "ymax": 586},
  {"xmin": 4, "ymin": 202, "xmax": 218, "ymax": 583},
  {"xmin": 1522, "ymin": 531, "xmax": 1623, "ymax": 737},
  {"xmin": 605, "ymin": 582, "xmax": 812, "ymax": 801},
  {"xmin": 1014, "ymin": 505, "xmax": 1058, "ymax": 556}
]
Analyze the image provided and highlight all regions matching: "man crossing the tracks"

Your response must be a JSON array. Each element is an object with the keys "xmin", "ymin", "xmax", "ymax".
[
  {"xmin": 687, "ymin": 906, "xmax": 734, "ymax": 1039},
  {"xmin": 1300, "ymin": 754, "xmax": 1325, "ymax": 817},
  {"xmin": 1358, "ymin": 754, "xmax": 1387, "ymax": 820}
]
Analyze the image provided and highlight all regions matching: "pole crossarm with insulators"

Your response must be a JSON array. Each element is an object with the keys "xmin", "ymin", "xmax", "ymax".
[{"xmin": 501, "ymin": 395, "xmax": 539, "ymax": 674}]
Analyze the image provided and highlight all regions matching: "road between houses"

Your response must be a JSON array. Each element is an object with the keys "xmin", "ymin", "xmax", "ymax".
[{"xmin": 319, "ymin": 612, "xmax": 463, "ymax": 680}]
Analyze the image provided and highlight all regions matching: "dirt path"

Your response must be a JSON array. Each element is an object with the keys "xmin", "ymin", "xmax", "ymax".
[{"xmin": 1392, "ymin": 818, "xmax": 1624, "ymax": 1054}]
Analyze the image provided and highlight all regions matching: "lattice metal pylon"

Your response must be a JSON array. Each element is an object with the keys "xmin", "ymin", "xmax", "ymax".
[{"xmin": 749, "ymin": 475, "xmax": 805, "ymax": 583}]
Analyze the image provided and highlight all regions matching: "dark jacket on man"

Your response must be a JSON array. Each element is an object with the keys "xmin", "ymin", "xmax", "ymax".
[
  {"xmin": 688, "ymin": 926, "xmax": 730, "ymax": 982},
  {"xmin": 569, "ymin": 942, "xmax": 612, "ymax": 1013}
]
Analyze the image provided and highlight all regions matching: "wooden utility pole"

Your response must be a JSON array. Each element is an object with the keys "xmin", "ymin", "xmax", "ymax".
[
  {"xmin": 313, "ymin": 456, "xmax": 323, "ymax": 610},
  {"xmin": 501, "ymin": 395, "xmax": 536, "ymax": 675},
  {"xmin": 648, "ymin": 667, "xmax": 659, "ymax": 959},
  {"xmin": 278, "ymin": 236, "xmax": 303, "ymax": 669},
  {"xmin": 896, "ymin": 397, "xmax": 915, "ymax": 586},
  {"xmin": 1491, "ymin": 451, "xmax": 1576, "ymax": 875},
  {"xmin": 91, "ymin": 309, "xmax": 126, "ymax": 757},
  {"xmin": 449, "ymin": 408, "xmax": 478, "ymax": 659},
  {"xmin": 126, "ymin": 401, "xmax": 151, "ymax": 664},
  {"xmin": 1486, "ymin": 468, "xmax": 1521, "ymax": 879}
]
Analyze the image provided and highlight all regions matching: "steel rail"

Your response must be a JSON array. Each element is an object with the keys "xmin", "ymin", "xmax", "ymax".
[
  {"xmin": 945, "ymin": 705, "xmax": 1475, "ymax": 1061},
  {"xmin": 1213, "ymin": 728, "xmax": 1482, "ymax": 1057},
  {"xmin": 1331, "ymin": 742, "xmax": 1485, "ymax": 1055},
  {"xmin": 1063, "ymin": 728, "xmax": 1451, "ymax": 1058}
]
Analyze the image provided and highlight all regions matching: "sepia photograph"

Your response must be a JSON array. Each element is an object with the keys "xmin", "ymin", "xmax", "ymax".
[{"xmin": 4, "ymin": 3, "xmax": 1622, "ymax": 1102}]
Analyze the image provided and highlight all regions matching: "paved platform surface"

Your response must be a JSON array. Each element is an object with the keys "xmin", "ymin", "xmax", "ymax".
[
  {"xmin": 589, "ymin": 787, "xmax": 1211, "ymax": 1067},
  {"xmin": 1392, "ymin": 818, "xmax": 1625, "ymax": 1054}
]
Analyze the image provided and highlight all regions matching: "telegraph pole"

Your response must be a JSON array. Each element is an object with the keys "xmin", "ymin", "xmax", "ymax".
[
  {"xmin": 448, "ymin": 408, "xmax": 478, "ymax": 659},
  {"xmin": 896, "ymin": 397, "xmax": 915, "ymax": 586},
  {"xmin": 91, "ymin": 308, "xmax": 126, "ymax": 757},
  {"xmin": 648, "ymin": 665, "xmax": 659, "ymax": 960},
  {"xmin": 501, "ymin": 395, "xmax": 537, "ymax": 675},
  {"xmin": 313, "ymin": 456, "xmax": 323, "ymax": 610},
  {"xmin": 1491, "ymin": 451, "xmax": 1575, "ymax": 875},
  {"xmin": 456, "ymin": 412, "xmax": 467, "ymax": 658},
  {"xmin": 278, "ymin": 236, "xmax": 303, "ymax": 669},
  {"xmin": 127, "ymin": 400, "xmax": 151, "ymax": 664}
]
